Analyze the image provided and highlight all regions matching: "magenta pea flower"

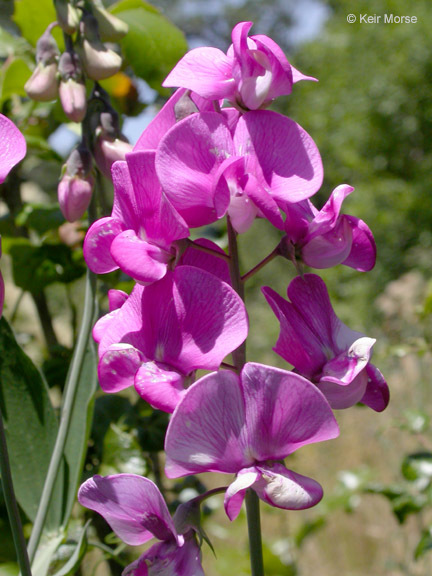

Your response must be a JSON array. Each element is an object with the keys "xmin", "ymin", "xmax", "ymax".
[
  {"xmin": 84, "ymin": 153, "xmax": 189, "ymax": 285},
  {"xmin": 262, "ymin": 274, "xmax": 389, "ymax": 411},
  {"xmin": 0, "ymin": 113, "xmax": 26, "ymax": 316},
  {"xmin": 78, "ymin": 474, "xmax": 204, "ymax": 576},
  {"xmin": 281, "ymin": 184, "xmax": 376, "ymax": 271},
  {"xmin": 156, "ymin": 109, "xmax": 323, "ymax": 231},
  {"xmin": 94, "ymin": 266, "xmax": 248, "ymax": 413},
  {"xmin": 165, "ymin": 363, "xmax": 339, "ymax": 520},
  {"xmin": 163, "ymin": 21, "xmax": 315, "ymax": 110}
]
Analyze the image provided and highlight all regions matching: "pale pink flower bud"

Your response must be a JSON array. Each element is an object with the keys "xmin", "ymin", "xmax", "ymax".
[
  {"xmin": 92, "ymin": 0, "xmax": 129, "ymax": 42},
  {"xmin": 54, "ymin": 0, "xmax": 81, "ymax": 35},
  {"xmin": 58, "ymin": 51, "xmax": 87, "ymax": 122},
  {"xmin": 24, "ymin": 62, "xmax": 59, "ymax": 101},
  {"xmin": 58, "ymin": 145, "xmax": 94, "ymax": 222},
  {"xmin": 78, "ymin": 14, "xmax": 122, "ymax": 81},
  {"xmin": 94, "ymin": 136, "xmax": 132, "ymax": 179},
  {"xmin": 25, "ymin": 23, "xmax": 59, "ymax": 102}
]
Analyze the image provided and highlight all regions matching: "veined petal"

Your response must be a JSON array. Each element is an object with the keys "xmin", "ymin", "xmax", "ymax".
[
  {"xmin": 224, "ymin": 467, "xmax": 260, "ymax": 521},
  {"xmin": 125, "ymin": 532, "xmax": 204, "ymax": 576},
  {"xmin": 361, "ymin": 364, "xmax": 390, "ymax": 412},
  {"xmin": 110, "ymin": 230, "xmax": 171, "ymax": 285},
  {"xmin": 165, "ymin": 370, "xmax": 247, "ymax": 478},
  {"xmin": 341, "ymin": 215, "xmax": 377, "ymax": 272},
  {"xmin": 262, "ymin": 285, "xmax": 328, "ymax": 377},
  {"xmin": 0, "ymin": 113, "xmax": 26, "ymax": 183},
  {"xmin": 318, "ymin": 370, "xmax": 369, "ymax": 409},
  {"xmin": 234, "ymin": 111, "xmax": 323, "ymax": 203},
  {"xmin": 253, "ymin": 463, "xmax": 323, "ymax": 510},
  {"xmin": 241, "ymin": 363, "xmax": 339, "ymax": 461},
  {"xmin": 180, "ymin": 238, "xmax": 231, "ymax": 285},
  {"xmin": 163, "ymin": 47, "xmax": 235, "ymax": 100},
  {"xmin": 98, "ymin": 344, "xmax": 144, "ymax": 393},
  {"xmin": 302, "ymin": 217, "xmax": 353, "ymax": 269},
  {"xmin": 134, "ymin": 362, "xmax": 186, "ymax": 413},
  {"xmin": 78, "ymin": 474, "xmax": 178, "ymax": 546},
  {"xmin": 83, "ymin": 217, "xmax": 124, "ymax": 274},
  {"xmin": 321, "ymin": 337, "xmax": 375, "ymax": 385},
  {"xmin": 156, "ymin": 112, "xmax": 234, "ymax": 227}
]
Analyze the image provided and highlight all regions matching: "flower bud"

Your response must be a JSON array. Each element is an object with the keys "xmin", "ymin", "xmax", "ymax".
[
  {"xmin": 24, "ymin": 62, "xmax": 59, "ymax": 101},
  {"xmin": 94, "ymin": 135, "xmax": 132, "ymax": 179},
  {"xmin": 78, "ymin": 14, "xmax": 122, "ymax": 81},
  {"xmin": 92, "ymin": 0, "xmax": 129, "ymax": 42},
  {"xmin": 25, "ymin": 23, "xmax": 60, "ymax": 101},
  {"xmin": 54, "ymin": 0, "xmax": 81, "ymax": 35},
  {"xmin": 58, "ymin": 51, "xmax": 87, "ymax": 122},
  {"xmin": 58, "ymin": 144, "xmax": 94, "ymax": 222}
]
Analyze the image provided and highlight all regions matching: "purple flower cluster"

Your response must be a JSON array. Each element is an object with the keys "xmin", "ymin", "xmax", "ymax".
[{"xmin": 77, "ymin": 22, "xmax": 389, "ymax": 575}]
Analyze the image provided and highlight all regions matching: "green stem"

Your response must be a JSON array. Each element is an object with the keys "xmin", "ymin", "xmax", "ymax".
[
  {"xmin": 27, "ymin": 268, "xmax": 97, "ymax": 563},
  {"xmin": 0, "ymin": 410, "xmax": 33, "ymax": 576},
  {"xmin": 245, "ymin": 490, "xmax": 265, "ymax": 576},
  {"xmin": 241, "ymin": 246, "xmax": 279, "ymax": 283},
  {"xmin": 226, "ymin": 217, "xmax": 264, "ymax": 576}
]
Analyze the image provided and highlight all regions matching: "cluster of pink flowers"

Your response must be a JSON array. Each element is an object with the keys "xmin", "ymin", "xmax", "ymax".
[{"xmin": 77, "ymin": 22, "xmax": 389, "ymax": 576}]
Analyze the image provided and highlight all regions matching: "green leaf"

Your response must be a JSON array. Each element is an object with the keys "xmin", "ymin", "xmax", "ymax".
[
  {"xmin": 7, "ymin": 239, "xmax": 86, "ymax": 294},
  {"xmin": 0, "ymin": 26, "xmax": 30, "ymax": 58},
  {"xmin": 15, "ymin": 204, "xmax": 65, "ymax": 235},
  {"xmin": 0, "ymin": 58, "xmax": 32, "ymax": 105},
  {"xmin": 0, "ymin": 562, "xmax": 19, "ymax": 576},
  {"xmin": 31, "ymin": 533, "xmax": 64, "ymax": 576},
  {"xmin": 51, "ymin": 521, "xmax": 91, "ymax": 576},
  {"xmin": 110, "ymin": 1, "xmax": 187, "ymax": 93},
  {"xmin": 415, "ymin": 527, "xmax": 432, "ymax": 560},
  {"xmin": 100, "ymin": 422, "xmax": 147, "ymax": 476},
  {"xmin": 402, "ymin": 452, "xmax": 432, "ymax": 482},
  {"xmin": 13, "ymin": 0, "xmax": 63, "ymax": 48},
  {"xmin": 0, "ymin": 318, "xmax": 63, "ymax": 528}
]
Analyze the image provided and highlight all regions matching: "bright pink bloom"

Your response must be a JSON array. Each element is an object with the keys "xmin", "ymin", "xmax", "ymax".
[
  {"xmin": 163, "ymin": 21, "xmax": 315, "ymax": 110},
  {"xmin": 263, "ymin": 274, "xmax": 389, "ymax": 411},
  {"xmin": 0, "ymin": 114, "xmax": 26, "ymax": 184},
  {"xmin": 84, "ymin": 154, "xmax": 189, "ymax": 284},
  {"xmin": 78, "ymin": 474, "xmax": 204, "ymax": 576},
  {"xmin": 94, "ymin": 266, "xmax": 248, "ymax": 412},
  {"xmin": 282, "ymin": 184, "xmax": 376, "ymax": 271},
  {"xmin": 156, "ymin": 110, "xmax": 323, "ymax": 231},
  {"xmin": 0, "ymin": 114, "xmax": 26, "ymax": 316},
  {"xmin": 165, "ymin": 363, "xmax": 339, "ymax": 520}
]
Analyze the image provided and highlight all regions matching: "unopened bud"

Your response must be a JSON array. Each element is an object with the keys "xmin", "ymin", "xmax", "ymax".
[
  {"xmin": 25, "ymin": 62, "xmax": 59, "ymax": 101},
  {"xmin": 36, "ymin": 23, "xmax": 60, "ymax": 65},
  {"xmin": 94, "ymin": 135, "xmax": 132, "ymax": 179},
  {"xmin": 174, "ymin": 91, "xmax": 199, "ymax": 122},
  {"xmin": 78, "ymin": 14, "xmax": 122, "ymax": 81},
  {"xmin": 58, "ymin": 145, "xmax": 94, "ymax": 222},
  {"xmin": 92, "ymin": 0, "xmax": 129, "ymax": 42},
  {"xmin": 54, "ymin": 0, "xmax": 81, "ymax": 35},
  {"xmin": 58, "ymin": 51, "xmax": 87, "ymax": 122}
]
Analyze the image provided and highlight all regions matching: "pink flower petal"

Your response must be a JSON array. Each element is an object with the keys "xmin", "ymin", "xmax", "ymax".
[
  {"xmin": 163, "ymin": 47, "xmax": 235, "ymax": 100},
  {"xmin": 84, "ymin": 217, "xmax": 125, "ymax": 274},
  {"xmin": 0, "ymin": 114, "xmax": 26, "ymax": 183},
  {"xmin": 156, "ymin": 113, "xmax": 233, "ymax": 227},
  {"xmin": 165, "ymin": 370, "xmax": 247, "ymax": 478},
  {"xmin": 234, "ymin": 111, "xmax": 323, "ymax": 203},
  {"xmin": 241, "ymin": 363, "xmax": 339, "ymax": 461},
  {"xmin": 342, "ymin": 216, "xmax": 377, "ymax": 272},
  {"xmin": 360, "ymin": 364, "xmax": 390, "ymax": 412},
  {"xmin": 302, "ymin": 217, "xmax": 353, "ymax": 269},
  {"xmin": 318, "ymin": 371, "xmax": 369, "ymax": 409},
  {"xmin": 98, "ymin": 344, "xmax": 144, "ymax": 393},
  {"xmin": 224, "ymin": 467, "xmax": 260, "ymax": 521},
  {"xmin": 253, "ymin": 463, "xmax": 323, "ymax": 510},
  {"xmin": 110, "ymin": 230, "xmax": 171, "ymax": 285},
  {"xmin": 134, "ymin": 362, "xmax": 186, "ymax": 413},
  {"xmin": 180, "ymin": 238, "xmax": 231, "ymax": 284},
  {"xmin": 78, "ymin": 474, "xmax": 178, "ymax": 546}
]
